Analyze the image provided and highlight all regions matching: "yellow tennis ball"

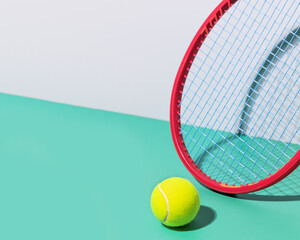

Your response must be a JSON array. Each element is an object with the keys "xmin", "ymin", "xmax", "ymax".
[{"xmin": 151, "ymin": 177, "xmax": 200, "ymax": 227}]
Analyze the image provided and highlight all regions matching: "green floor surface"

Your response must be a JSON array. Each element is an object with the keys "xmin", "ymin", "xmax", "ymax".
[{"xmin": 0, "ymin": 93, "xmax": 299, "ymax": 240}]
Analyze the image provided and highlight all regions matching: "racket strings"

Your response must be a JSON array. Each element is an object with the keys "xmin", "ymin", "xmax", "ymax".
[
  {"xmin": 230, "ymin": 0, "xmax": 296, "ymax": 41},
  {"xmin": 244, "ymin": 56, "xmax": 299, "ymax": 142},
  {"xmin": 185, "ymin": 51, "xmax": 298, "ymax": 139},
  {"xmin": 181, "ymin": 127, "xmax": 257, "ymax": 183},
  {"xmin": 195, "ymin": 50, "xmax": 298, "ymax": 184},
  {"xmin": 182, "ymin": 71, "xmax": 296, "ymax": 165},
  {"xmin": 180, "ymin": 72, "xmax": 298, "ymax": 177},
  {"xmin": 183, "ymin": 0, "xmax": 298, "ymax": 144},
  {"xmin": 224, "ymin": 49, "xmax": 297, "ymax": 183},
  {"xmin": 246, "ymin": 73, "xmax": 300, "ymax": 181},
  {"xmin": 180, "ymin": 0, "xmax": 254, "ymax": 119},
  {"xmin": 254, "ymin": 167, "xmax": 300, "ymax": 196},
  {"xmin": 194, "ymin": 30, "xmax": 300, "ymax": 89},
  {"xmin": 181, "ymin": 0, "xmax": 299, "ymax": 116},
  {"xmin": 181, "ymin": 1, "xmax": 298, "ymax": 140},
  {"xmin": 179, "ymin": 0, "xmax": 300, "ymax": 185},
  {"xmin": 180, "ymin": 117, "xmax": 275, "ymax": 183},
  {"xmin": 184, "ymin": 16, "xmax": 298, "ymax": 115},
  {"xmin": 180, "ymin": 100, "xmax": 288, "ymax": 170},
  {"xmin": 183, "ymin": 50, "xmax": 298, "ymax": 165},
  {"xmin": 179, "ymin": 0, "xmax": 245, "ymax": 119}
]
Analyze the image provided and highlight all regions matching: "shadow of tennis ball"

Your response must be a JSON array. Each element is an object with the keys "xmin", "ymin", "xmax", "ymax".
[{"xmin": 164, "ymin": 205, "xmax": 216, "ymax": 231}]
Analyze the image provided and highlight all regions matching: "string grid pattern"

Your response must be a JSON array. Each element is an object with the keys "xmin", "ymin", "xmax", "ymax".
[{"xmin": 180, "ymin": 0, "xmax": 299, "ymax": 186}]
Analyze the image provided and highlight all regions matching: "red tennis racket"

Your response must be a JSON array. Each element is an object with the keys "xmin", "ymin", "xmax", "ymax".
[{"xmin": 170, "ymin": 0, "xmax": 300, "ymax": 194}]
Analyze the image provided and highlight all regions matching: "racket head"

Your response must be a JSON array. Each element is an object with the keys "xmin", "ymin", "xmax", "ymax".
[{"xmin": 170, "ymin": 0, "xmax": 300, "ymax": 194}]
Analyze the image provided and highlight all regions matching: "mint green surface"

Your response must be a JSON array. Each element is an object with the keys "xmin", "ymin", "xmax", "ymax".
[{"xmin": 0, "ymin": 93, "xmax": 299, "ymax": 240}]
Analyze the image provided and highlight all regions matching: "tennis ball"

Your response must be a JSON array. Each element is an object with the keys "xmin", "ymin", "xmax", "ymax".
[{"xmin": 151, "ymin": 177, "xmax": 200, "ymax": 227}]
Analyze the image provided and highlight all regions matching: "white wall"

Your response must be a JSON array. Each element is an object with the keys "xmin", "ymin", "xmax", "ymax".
[{"xmin": 0, "ymin": 0, "xmax": 220, "ymax": 120}]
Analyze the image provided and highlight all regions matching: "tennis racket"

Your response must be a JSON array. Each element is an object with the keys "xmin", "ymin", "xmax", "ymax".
[{"xmin": 170, "ymin": 0, "xmax": 300, "ymax": 194}]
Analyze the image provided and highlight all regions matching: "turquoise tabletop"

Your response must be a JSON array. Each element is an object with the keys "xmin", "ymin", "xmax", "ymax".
[{"xmin": 0, "ymin": 93, "xmax": 299, "ymax": 240}]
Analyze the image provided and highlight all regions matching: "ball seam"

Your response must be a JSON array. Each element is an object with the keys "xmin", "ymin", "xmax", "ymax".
[{"xmin": 158, "ymin": 184, "xmax": 169, "ymax": 222}]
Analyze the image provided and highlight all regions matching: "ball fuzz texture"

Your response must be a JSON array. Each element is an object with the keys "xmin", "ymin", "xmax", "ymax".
[{"xmin": 151, "ymin": 177, "xmax": 200, "ymax": 227}]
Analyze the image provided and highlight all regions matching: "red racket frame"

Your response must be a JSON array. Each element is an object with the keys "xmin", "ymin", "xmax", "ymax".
[{"xmin": 170, "ymin": 0, "xmax": 300, "ymax": 194}]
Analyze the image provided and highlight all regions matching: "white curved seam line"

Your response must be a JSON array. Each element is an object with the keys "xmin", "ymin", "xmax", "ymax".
[{"xmin": 158, "ymin": 184, "xmax": 169, "ymax": 222}]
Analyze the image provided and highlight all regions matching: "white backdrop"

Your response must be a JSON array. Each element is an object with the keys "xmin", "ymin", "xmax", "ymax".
[{"xmin": 0, "ymin": 0, "xmax": 220, "ymax": 121}]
